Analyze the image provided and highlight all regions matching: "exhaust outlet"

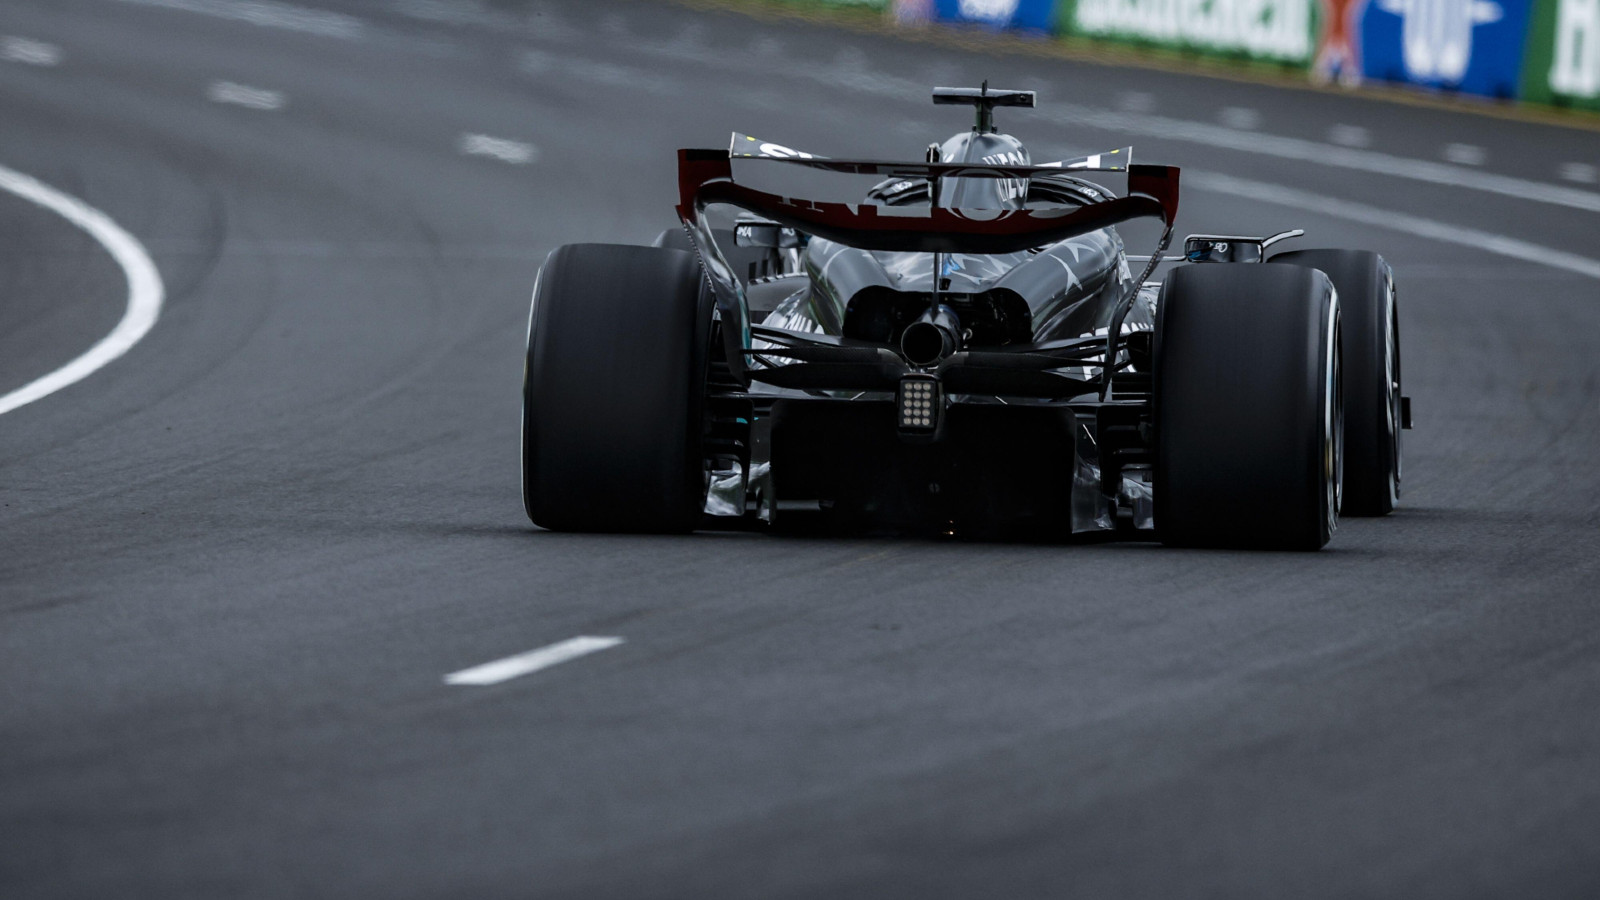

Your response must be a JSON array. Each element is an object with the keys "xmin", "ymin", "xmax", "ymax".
[{"xmin": 900, "ymin": 305, "xmax": 960, "ymax": 367}]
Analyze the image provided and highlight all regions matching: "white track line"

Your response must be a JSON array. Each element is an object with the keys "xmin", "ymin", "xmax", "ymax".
[
  {"xmin": 111, "ymin": 0, "xmax": 363, "ymax": 40},
  {"xmin": 444, "ymin": 636, "xmax": 623, "ymax": 686},
  {"xmin": 0, "ymin": 164, "xmax": 165, "ymax": 416},
  {"xmin": 1188, "ymin": 169, "xmax": 1600, "ymax": 281},
  {"xmin": 1219, "ymin": 106, "xmax": 1260, "ymax": 130},
  {"xmin": 1118, "ymin": 91, "xmax": 1154, "ymax": 112},
  {"xmin": 458, "ymin": 133, "xmax": 538, "ymax": 165},
  {"xmin": 0, "ymin": 36, "xmax": 62, "ymax": 66},
  {"xmin": 207, "ymin": 80, "xmax": 285, "ymax": 110},
  {"xmin": 1560, "ymin": 163, "xmax": 1598, "ymax": 185},
  {"xmin": 1443, "ymin": 143, "xmax": 1486, "ymax": 166},
  {"xmin": 1328, "ymin": 124, "xmax": 1371, "ymax": 148}
]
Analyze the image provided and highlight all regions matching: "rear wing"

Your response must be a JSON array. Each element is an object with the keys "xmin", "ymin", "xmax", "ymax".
[
  {"xmin": 677, "ymin": 143, "xmax": 1179, "ymax": 255},
  {"xmin": 675, "ymin": 135, "xmax": 1180, "ymax": 388}
]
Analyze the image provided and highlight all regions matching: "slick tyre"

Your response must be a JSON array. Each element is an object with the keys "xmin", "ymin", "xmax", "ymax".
[
  {"xmin": 1273, "ymin": 249, "xmax": 1401, "ymax": 516},
  {"xmin": 1153, "ymin": 264, "xmax": 1343, "ymax": 550},
  {"xmin": 522, "ymin": 244, "xmax": 710, "ymax": 532}
]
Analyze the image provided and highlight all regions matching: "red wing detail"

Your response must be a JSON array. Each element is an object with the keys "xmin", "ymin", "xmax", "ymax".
[{"xmin": 676, "ymin": 149, "xmax": 1179, "ymax": 254}]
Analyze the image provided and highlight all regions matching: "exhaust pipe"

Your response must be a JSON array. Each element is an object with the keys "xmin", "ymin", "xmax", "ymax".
[{"xmin": 900, "ymin": 305, "xmax": 960, "ymax": 367}]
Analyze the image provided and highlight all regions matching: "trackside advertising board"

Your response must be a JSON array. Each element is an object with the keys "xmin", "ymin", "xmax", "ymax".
[
  {"xmin": 1359, "ymin": 0, "xmax": 1534, "ymax": 99},
  {"xmin": 882, "ymin": 0, "xmax": 1597, "ymax": 114},
  {"xmin": 1059, "ymin": 0, "xmax": 1318, "ymax": 63},
  {"xmin": 931, "ymin": 0, "xmax": 1058, "ymax": 31},
  {"xmin": 1521, "ymin": 0, "xmax": 1600, "ymax": 111}
]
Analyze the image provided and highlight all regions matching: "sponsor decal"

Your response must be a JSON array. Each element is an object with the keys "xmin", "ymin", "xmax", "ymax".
[
  {"xmin": 1065, "ymin": 0, "xmax": 1317, "ymax": 62},
  {"xmin": 1360, "ymin": 0, "xmax": 1533, "ymax": 97},
  {"xmin": 1528, "ymin": 0, "xmax": 1600, "ymax": 103},
  {"xmin": 933, "ymin": 0, "xmax": 1056, "ymax": 30},
  {"xmin": 1550, "ymin": 0, "xmax": 1600, "ymax": 96}
]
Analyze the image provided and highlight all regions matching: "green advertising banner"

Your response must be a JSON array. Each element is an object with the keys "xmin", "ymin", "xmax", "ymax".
[
  {"xmin": 1522, "ymin": 0, "xmax": 1600, "ymax": 111},
  {"xmin": 1059, "ymin": 0, "xmax": 1318, "ymax": 65}
]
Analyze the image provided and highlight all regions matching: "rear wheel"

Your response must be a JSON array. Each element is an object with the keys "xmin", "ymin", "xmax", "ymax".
[
  {"xmin": 1273, "ymin": 249, "xmax": 1401, "ymax": 516},
  {"xmin": 1153, "ymin": 264, "xmax": 1342, "ymax": 550},
  {"xmin": 521, "ymin": 244, "xmax": 711, "ymax": 532}
]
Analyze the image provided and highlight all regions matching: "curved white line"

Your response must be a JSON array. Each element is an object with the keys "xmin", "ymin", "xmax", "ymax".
[
  {"xmin": 0, "ymin": 163, "xmax": 165, "ymax": 416},
  {"xmin": 1187, "ymin": 169, "xmax": 1600, "ymax": 281}
]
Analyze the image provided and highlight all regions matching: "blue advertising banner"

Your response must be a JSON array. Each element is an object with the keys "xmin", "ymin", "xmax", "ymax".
[
  {"xmin": 1359, "ymin": 0, "xmax": 1535, "ymax": 99},
  {"xmin": 932, "ymin": 0, "xmax": 1058, "ymax": 32}
]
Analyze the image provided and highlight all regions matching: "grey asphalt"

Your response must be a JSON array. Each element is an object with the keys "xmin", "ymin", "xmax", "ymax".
[{"xmin": 2, "ymin": 1, "xmax": 1599, "ymax": 897}]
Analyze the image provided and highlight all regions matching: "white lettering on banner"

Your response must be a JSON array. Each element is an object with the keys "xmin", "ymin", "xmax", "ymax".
[
  {"xmin": 959, "ymin": 0, "xmax": 1021, "ymax": 21},
  {"xmin": 1551, "ymin": 0, "xmax": 1600, "ymax": 97},
  {"xmin": 1375, "ymin": 0, "xmax": 1502, "ymax": 84},
  {"xmin": 1073, "ymin": 0, "xmax": 1314, "ymax": 61}
]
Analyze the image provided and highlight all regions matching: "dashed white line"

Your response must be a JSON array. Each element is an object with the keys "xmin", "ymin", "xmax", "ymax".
[
  {"xmin": 444, "ymin": 636, "xmax": 624, "ymax": 686},
  {"xmin": 0, "ymin": 36, "xmax": 61, "ymax": 66},
  {"xmin": 112, "ymin": 0, "xmax": 363, "ymax": 40},
  {"xmin": 1118, "ymin": 91, "xmax": 1155, "ymax": 113},
  {"xmin": 518, "ymin": 49, "xmax": 677, "ymax": 96},
  {"xmin": 458, "ymin": 133, "xmax": 538, "ymax": 165},
  {"xmin": 206, "ymin": 80, "xmax": 285, "ymax": 110},
  {"xmin": 1328, "ymin": 124, "xmax": 1370, "ymax": 148},
  {"xmin": 1219, "ymin": 107, "xmax": 1261, "ymax": 130},
  {"xmin": 1443, "ymin": 143, "xmax": 1487, "ymax": 166},
  {"xmin": 1559, "ymin": 162, "xmax": 1598, "ymax": 184},
  {"xmin": 1189, "ymin": 169, "xmax": 1600, "ymax": 282},
  {"xmin": 0, "ymin": 163, "xmax": 165, "ymax": 416}
]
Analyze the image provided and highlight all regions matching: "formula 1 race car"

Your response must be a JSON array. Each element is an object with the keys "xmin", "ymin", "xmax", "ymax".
[{"xmin": 521, "ymin": 85, "xmax": 1409, "ymax": 549}]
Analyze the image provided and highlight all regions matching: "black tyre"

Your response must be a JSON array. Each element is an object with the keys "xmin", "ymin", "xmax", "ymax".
[
  {"xmin": 1272, "ymin": 249, "xmax": 1401, "ymax": 516},
  {"xmin": 522, "ymin": 244, "xmax": 710, "ymax": 532},
  {"xmin": 1153, "ymin": 264, "xmax": 1343, "ymax": 550}
]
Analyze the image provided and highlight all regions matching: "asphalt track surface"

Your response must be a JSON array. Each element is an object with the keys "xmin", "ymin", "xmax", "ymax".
[{"xmin": 3, "ymin": 1, "xmax": 1599, "ymax": 896}]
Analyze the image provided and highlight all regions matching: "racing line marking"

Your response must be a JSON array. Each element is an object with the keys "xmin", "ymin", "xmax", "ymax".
[
  {"xmin": 1328, "ymin": 125, "xmax": 1370, "ymax": 148},
  {"xmin": 1443, "ymin": 143, "xmax": 1487, "ymax": 166},
  {"xmin": 111, "ymin": 0, "xmax": 364, "ymax": 40},
  {"xmin": 458, "ymin": 133, "xmax": 538, "ymax": 165},
  {"xmin": 0, "ymin": 36, "xmax": 62, "ymax": 66},
  {"xmin": 1188, "ymin": 169, "xmax": 1600, "ymax": 282},
  {"xmin": 1219, "ymin": 107, "xmax": 1260, "ymax": 130},
  {"xmin": 1560, "ymin": 163, "xmax": 1598, "ymax": 185},
  {"xmin": 207, "ymin": 80, "xmax": 285, "ymax": 110},
  {"xmin": 0, "ymin": 163, "xmax": 165, "ymax": 417},
  {"xmin": 1118, "ymin": 91, "xmax": 1154, "ymax": 113},
  {"xmin": 444, "ymin": 636, "xmax": 624, "ymax": 686}
]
